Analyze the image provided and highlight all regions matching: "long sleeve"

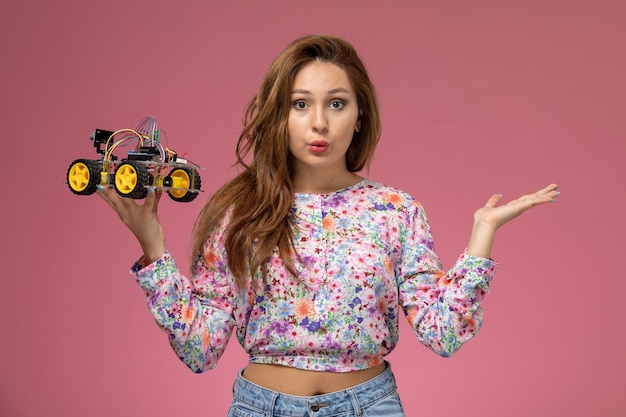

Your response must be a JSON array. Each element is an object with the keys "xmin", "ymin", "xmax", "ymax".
[
  {"xmin": 130, "ymin": 231, "xmax": 238, "ymax": 373},
  {"xmin": 397, "ymin": 201, "xmax": 498, "ymax": 357}
]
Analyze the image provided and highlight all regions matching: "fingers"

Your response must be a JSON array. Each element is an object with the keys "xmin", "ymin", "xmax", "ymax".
[
  {"xmin": 504, "ymin": 184, "xmax": 560, "ymax": 207},
  {"xmin": 529, "ymin": 183, "xmax": 560, "ymax": 204},
  {"xmin": 152, "ymin": 189, "xmax": 163, "ymax": 214},
  {"xmin": 95, "ymin": 184, "xmax": 122, "ymax": 211},
  {"xmin": 546, "ymin": 184, "xmax": 560, "ymax": 202},
  {"xmin": 97, "ymin": 185, "xmax": 129, "ymax": 206},
  {"xmin": 484, "ymin": 193, "xmax": 503, "ymax": 208},
  {"xmin": 96, "ymin": 185, "xmax": 158, "ymax": 225},
  {"xmin": 542, "ymin": 183, "xmax": 559, "ymax": 193},
  {"xmin": 97, "ymin": 185, "xmax": 157, "ymax": 207},
  {"xmin": 474, "ymin": 183, "xmax": 560, "ymax": 231},
  {"xmin": 143, "ymin": 187, "xmax": 163, "ymax": 214}
]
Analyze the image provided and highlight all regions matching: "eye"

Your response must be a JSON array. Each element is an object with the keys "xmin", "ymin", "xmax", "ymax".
[
  {"xmin": 292, "ymin": 100, "xmax": 308, "ymax": 110},
  {"xmin": 330, "ymin": 100, "xmax": 345, "ymax": 109}
]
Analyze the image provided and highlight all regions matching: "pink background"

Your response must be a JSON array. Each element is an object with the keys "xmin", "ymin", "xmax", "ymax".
[{"xmin": 1, "ymin": 1, "xmax": 624, "ymax": 416}]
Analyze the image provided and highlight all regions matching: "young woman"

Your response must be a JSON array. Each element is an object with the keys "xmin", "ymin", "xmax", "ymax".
[{"xmin": 97, "ymin": 35, "xmax": 559, "ymax": 416}]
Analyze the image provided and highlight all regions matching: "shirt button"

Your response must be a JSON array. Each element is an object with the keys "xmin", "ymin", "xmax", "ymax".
[{"xmin": 311, "ymin": 403, "xmax": 320, "ymax": 412}]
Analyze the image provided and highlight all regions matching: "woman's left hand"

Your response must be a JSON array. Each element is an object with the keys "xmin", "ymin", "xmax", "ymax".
[
  {"xmin": 474, "ymin": 183, "xmax": 560, "ymax": 230},
  {"xmin": 467, "ymin": 183, "xmax": 560, "ymax": 258}
]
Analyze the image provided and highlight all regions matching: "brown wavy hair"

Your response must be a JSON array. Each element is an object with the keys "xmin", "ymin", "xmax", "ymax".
[{"xmin": 190, "ymin": 34, "xmax": 381, "ymax": 289}]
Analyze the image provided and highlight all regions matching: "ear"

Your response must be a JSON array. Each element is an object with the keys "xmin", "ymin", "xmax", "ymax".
[{"xmin": 355, "ymin": 109, "xmax": 363, "ymax": 132}]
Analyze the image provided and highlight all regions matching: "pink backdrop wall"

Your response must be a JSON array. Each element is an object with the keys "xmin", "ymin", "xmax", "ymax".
[{"xmin": 1, "ymin": 1, "xmax": 624, "ymax": 416}]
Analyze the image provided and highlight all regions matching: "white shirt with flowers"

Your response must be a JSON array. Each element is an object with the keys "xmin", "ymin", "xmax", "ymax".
[{"xmin": 131, "ymin": 179, "xmax": 498, "ymax": 373}]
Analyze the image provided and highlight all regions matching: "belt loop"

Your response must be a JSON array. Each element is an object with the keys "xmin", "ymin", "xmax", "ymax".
[
  {"xmin": 267, "ymin": 391, "xmax": 279, "ymax": 416},
  {"xmin": 232, "ymin": 371, "xmax": 239, "ymax": 396},
  {"xmin": 347, "ymin": 389, "xmax": 362, "ymax": 416}
]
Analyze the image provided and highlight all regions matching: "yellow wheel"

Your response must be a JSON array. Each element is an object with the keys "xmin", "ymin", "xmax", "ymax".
[
  {"xmin": 166, "ymin": 167, "xmax": 201, "ymax": 202},
  {"xmin": 114, "ymin": 161, "xmax": 148, "ymax": 199},
  {"xmin": 67, "ymin": 159, "xmax": 100, "ymax": 195}
]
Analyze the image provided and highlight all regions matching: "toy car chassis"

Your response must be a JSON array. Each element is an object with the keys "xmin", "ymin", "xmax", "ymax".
[{"xmin": 66, "ymin": 118, "xmax": 202, "ymax": 202}]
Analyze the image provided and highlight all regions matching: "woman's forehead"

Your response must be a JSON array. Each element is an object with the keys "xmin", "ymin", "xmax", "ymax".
[{"xmin": 291, "ymin": 61, "xmax": 353, "ymax": 94}]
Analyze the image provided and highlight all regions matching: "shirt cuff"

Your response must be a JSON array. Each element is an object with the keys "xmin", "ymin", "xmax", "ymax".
[
  {"xmin": 129, "ymin": 250, "xmax": 179, "ymax": 293},
  {"xmin": 451, "ymin": 250, "xmax": 499, "ymax": 283}
]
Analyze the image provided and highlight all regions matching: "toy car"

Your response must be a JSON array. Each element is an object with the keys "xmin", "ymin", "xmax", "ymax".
[{"xmin": 66, "ymin": 117, "xmax": 202, "ymax": 202}]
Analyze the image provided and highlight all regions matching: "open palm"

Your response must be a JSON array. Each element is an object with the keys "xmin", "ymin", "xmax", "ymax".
[{"xmin": 474, "ymin": 183, "xmax": 560, "ymax": 229}]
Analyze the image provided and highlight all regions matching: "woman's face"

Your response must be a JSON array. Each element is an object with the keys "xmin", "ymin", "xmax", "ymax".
[{"xmin": 287, "ymin": 60, "xmax": 360, "ymax": 180}]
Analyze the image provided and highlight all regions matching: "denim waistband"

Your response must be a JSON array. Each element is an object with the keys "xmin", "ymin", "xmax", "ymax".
[{"xmin": 232, "ymin": 362, "xmax": 398, "ymax": 416}]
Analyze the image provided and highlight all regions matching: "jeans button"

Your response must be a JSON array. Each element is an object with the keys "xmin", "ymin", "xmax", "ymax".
[{"xmin": 311, "ymin": 403, "xmax": 320, "ymax": 412}]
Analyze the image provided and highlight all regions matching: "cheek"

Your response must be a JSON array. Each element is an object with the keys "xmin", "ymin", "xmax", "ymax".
[
  {"xmin": 287, "ymin": 115, "xmax": 302, "ymax": 138},
  {"xmin": 287, "ymin": 119, "xmax": 299, "ymax": 152},
  {"xmin": 339, "ymin": 110, "xmax": 359, "ymax": 134},
  {"xmin": 289, "ymin": 120, "xmax": 314, "ymax": 150},
  {"xmin": 340, "ymin": 118, "xmax": 359, "ymax": 139}
]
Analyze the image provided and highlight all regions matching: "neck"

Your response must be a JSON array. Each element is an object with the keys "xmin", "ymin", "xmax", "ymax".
[{"xmin": 292, "ymin": 169, "xmax": 362, "ymax": 194}]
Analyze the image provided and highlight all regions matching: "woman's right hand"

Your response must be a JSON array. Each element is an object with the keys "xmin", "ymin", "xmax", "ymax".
[{"xmin": 96, "ymin": 186, "xmax": 166, "ymax": 264}]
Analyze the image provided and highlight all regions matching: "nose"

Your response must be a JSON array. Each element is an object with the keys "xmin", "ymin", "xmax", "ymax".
[{"xmin": 312, "ymin": 107, "xmax": 328, "ymax": 133}]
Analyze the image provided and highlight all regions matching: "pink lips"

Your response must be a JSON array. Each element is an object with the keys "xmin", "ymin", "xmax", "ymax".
[{"xmin": 309, "ymin": 140, "xmax": 329, "ymax": 153}]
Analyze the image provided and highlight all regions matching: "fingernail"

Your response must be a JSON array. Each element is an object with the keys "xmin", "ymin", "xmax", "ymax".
[
  {"xmin": 147, "ymin": 187, "xmax": 154, "ymax": 194},
  {"xmin": 96, "ymin": 184, "xmax": 104, "ymax": 192}
]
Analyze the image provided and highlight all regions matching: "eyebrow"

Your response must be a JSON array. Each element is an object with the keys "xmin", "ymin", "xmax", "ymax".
[{"xmin": 291, "ymin": 88, "xmax": 351, "ymax": 95}]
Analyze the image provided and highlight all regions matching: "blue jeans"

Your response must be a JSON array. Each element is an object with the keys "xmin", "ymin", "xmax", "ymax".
[{"xmin": 227, "ymin": 362, "xmax": 405, "ymax": 417}]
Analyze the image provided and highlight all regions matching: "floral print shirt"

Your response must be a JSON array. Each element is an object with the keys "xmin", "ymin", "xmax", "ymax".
[{"xmin": 131, "ymin": 179, "xmax": 498, "ymax": 373}]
